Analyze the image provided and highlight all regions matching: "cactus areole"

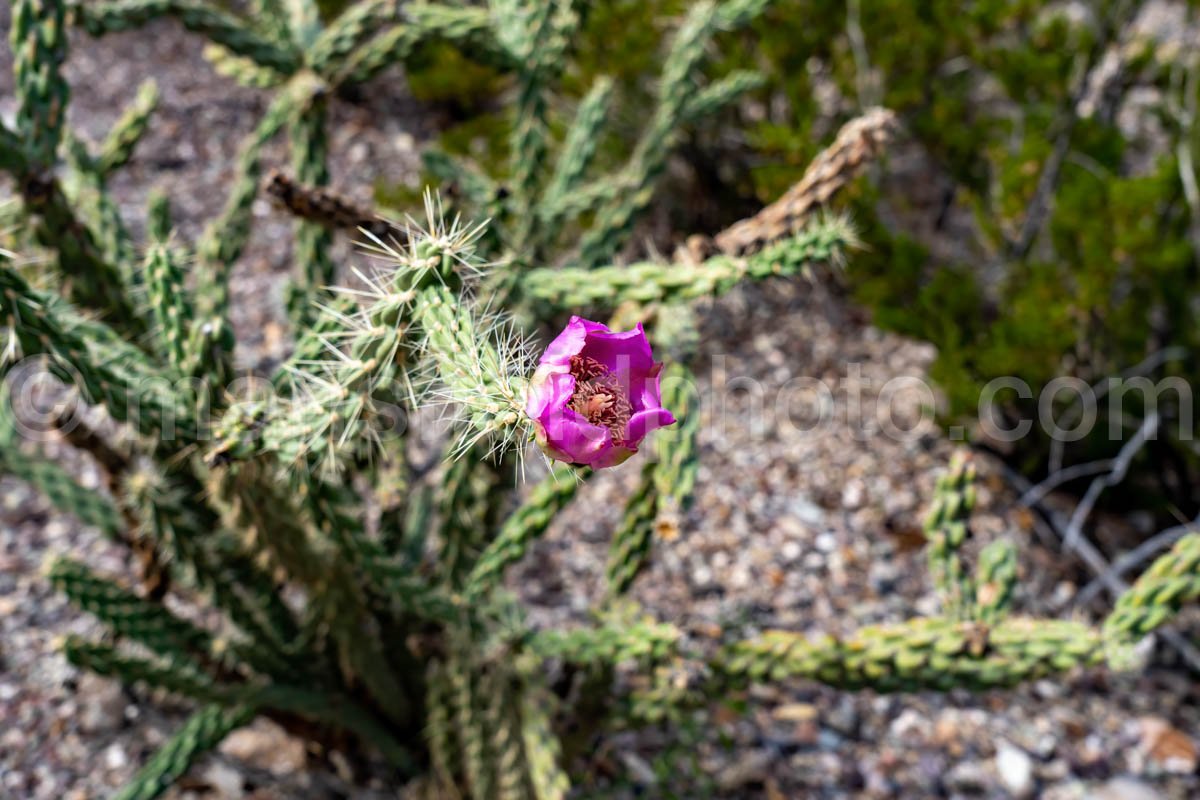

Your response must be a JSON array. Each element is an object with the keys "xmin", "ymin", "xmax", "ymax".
[{"xmin": 526, "ymin": 317, "xmax": 675, "ymax": 468}]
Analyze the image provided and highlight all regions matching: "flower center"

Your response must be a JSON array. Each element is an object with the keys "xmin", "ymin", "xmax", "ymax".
[{"xmin": 568, "ymin": 355, "xmax": 632, "ymax": 444}]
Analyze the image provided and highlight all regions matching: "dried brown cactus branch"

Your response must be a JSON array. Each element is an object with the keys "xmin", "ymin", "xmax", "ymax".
[
  {"xmin": 712, "ymin": 107, "xmax": 898, "ymax": 257},
  {"xmin": 264, "ymin": 170, "xmax": 394, "ymax": 240}
]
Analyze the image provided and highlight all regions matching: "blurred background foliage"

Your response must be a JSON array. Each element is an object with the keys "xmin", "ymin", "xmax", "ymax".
[{"xmin": 367, "ymin": 0, "xmax": 1200, "ymax": 523}]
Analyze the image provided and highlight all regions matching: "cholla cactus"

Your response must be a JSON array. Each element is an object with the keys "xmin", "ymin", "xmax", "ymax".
[
  {"xmin": 67, "ymin": 0, "xmax": 511, "ymax": 326},
  {"xmin": 2, "ymin": 2, "xmax": 1198, "ymax": 799}
]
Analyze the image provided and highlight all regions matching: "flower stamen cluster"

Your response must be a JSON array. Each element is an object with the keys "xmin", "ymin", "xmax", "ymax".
[{"xmin": 567, "ymin": 354, "xmax": 633, "ymax": 445}]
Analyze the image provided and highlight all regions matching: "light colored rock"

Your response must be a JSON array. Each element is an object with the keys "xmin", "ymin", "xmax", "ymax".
[
  {"xmin": 201, "ymin": 760, "xmax": 247, "ymax": 799},
  {"xmin": 1090, "ymin": 777, "xmax": 1167, "ymax": 800},
  {"xmin": 944, "ymin": 760, "xmax": 991, "ymax": 793},
  {"xmin": 773, "ymin": 703, "xmax": 818, "ymax": 723},
  {"xmin": 841, "ymin": 480, "xmax": 866, "ymax": 510},
  {"xmin": 789, "ymin": 497, "xmax": 826, "ymax": 526},
  {"xmin": 102, "ymin": 743, "xmax": 127, "ymax": 771},
  {"xmin": 717, "ymin": 749, "xmax": 772, "ymax": 791},
  {"xmin": 995, "ymin": 740, "xmax": 1035, "ymax": 798},
  {"xmin": 888, "ymin": 708, "xmax": 932, "ymax": 745},
  {"xmin": 219, "ymin": 720, "xmax": 307, "ymax": 776},
  {"xmin": 618, "ymin": 751, "xmax": 657, "ymax": 786}
]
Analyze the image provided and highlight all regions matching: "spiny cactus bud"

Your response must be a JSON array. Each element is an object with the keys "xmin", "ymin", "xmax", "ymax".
[{"xmin": 525, "ymin": 317, "xmax": 675, "ymax": 469}]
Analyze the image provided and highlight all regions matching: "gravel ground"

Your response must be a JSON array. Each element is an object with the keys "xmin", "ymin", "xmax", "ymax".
[{"xmin": 1, "ymin": 11, "xmax": 1199, "ymax": 800}]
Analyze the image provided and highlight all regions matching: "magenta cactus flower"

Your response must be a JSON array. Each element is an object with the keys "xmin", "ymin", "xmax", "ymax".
[{"xmin": 525, "ymin": 317, "xmax": 676, "ymax": 468}]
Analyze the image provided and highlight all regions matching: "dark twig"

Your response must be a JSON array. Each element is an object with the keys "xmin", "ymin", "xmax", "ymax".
[{"xmin": 1063, "ymin": 412, "xmax": 1158, "ymax": 551}]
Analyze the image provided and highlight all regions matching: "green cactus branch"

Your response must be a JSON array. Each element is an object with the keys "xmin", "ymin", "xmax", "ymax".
[
  {"xmin": 7, "ymin": 0, "xmax": 143, "ymax": 330},
  {"xmin": 411, "ymin": 283, "xmax": 530, "ymax": 451},
  {"xmin": 445, "ymin": 648, "xmax": 496, "ymax": 800},
  {"xmin": 286, "ymin": 98, "xmax": 336, "ymax": 326},
  {"xmin": 483, "ymin": 667, "xmax": 529, "ymax": 800},
  {"xmin": 249, "ymin": 0, "xmax": 291, "ymax": 45},
  {"xmin": 523, "ymin": 219, "xmax": 853, "ymax": 309},
  {"xmin": 203, "ymin": 41, "xmax": 286, "ymax": 88},
  {"xmin": 0, "ymin": 446, "xmax": 125, "ymax": 539},
  {"xmin": 531, "ymin": 613, "xmax": 680, "ymax": 667},
  {"xmin": 338, "ymin": 4, "xmax": 513, "ymax": 86},
  {"xmin": 535, "ymin": 75, "xmax": 614, "ymax": 240},
  {"xmin": 437, "ymin": 453, "xmax": 496, "ymax": 585},
  {"xmin": 112, "ymin": 703, "xmax": 255, "ymax": 800},
  {"xmin": 924, "ymin": 450, "xmax": 977, "ymax": 619},
  {"xmin": 518, "ymin": 680, "xmax": 571, "ymax": 800},
  {"xmin": 466, "ymin": 464, "xmax": 584, "ymax": 596},
  {"xmin": 49, "ymin": 558, "xmax": 215, "ymax": 662},
  {"xmin": 0, "ymin": 266, "xmax": 195, "ymax": 439},
  {"xmin": 651, "ymin": 364, "xmax": 700, "ymax": 510},
  {"xmin": 504, "ymin": 0, "xmax": 578, "ymax": 250},
  {"xmin": 718, "ymin": 616, "xmax": 1105, "ymax": 693},
  {"xmin": 308, "ymin": 0, "xmax": 398, "ymax": 76},
  {"xmin": 974, "ymin": 539, "xmax": 1019, "ymax": 625},
  {"xmin": 73, "ymin": 0, "xmax": 300, "ymax": 73},
  {"xmin": 284, "ymin": 0, "xmax": 322, "ymax": 48},
  {"xmin": 62, "ymin": 134, "xmax": 139, "ymax": 284},
  {"xmin": 12, "ymin": 0, "xmax": 69, "ymax": 169},
  {"xmin": 576, "ymin": 0, "xmax": 769, "ymax": 268},
  {"xmin": 63, "ymin": 636, "xmax": 224, "ymax": 701},
  {"xmin": 1105, "ymin": 533, "xmax": 1200, "ymax": 642},
  {"xmin": 143, "ymin": 243, "xmax": 195, "ymax": 371},
  {"xmin": 606, "ymin": 461, "xmax": 660, "ymax": 596},
  {"xmin": 96, "ymin": 78, "xmax": 160, "ymax": 176},
  {"xmin": 680, "ymin": 69, "xmax": 766, "ymax": 123},
  {"xmin": 424, "ymin": 663, "xmax": 459, "ymax": 791}
]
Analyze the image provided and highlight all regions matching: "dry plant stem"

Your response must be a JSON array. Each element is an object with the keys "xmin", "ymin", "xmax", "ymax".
[
  {"xmin": 52, "ymin": 403, "xmax": 170, "ymax": 598},
  {"xmin": 1046, "ymin": 347, "xmax": 1186, "ymax": 473},
  {"xmin": 264, "ymin": 170, "xmax": 394, "ymax": 240},
  {"xmin": 712, "ymin": 107, "xmax": 897, "ymax": 256},
  {"xmin": 1019, "ymin": 459, "xmax": 1116, "ymax": 508},
  {"xmin": 1005, "ymin": 0, "xmax": 1137, "ymax": 261},
  {"xmin": 1170, "ymin": 61, "xmax": 1200, "ymax": 287},
  {"xmin": 1001, "ymin": 460, "xmax": 1200, "ymax": 673},
  {"xmin": 845, "ymin": 0, "xmax": 879, "ymax": 109},
  {"xmin": 55, "ymin": 403, "xmax": 129, "ymax": 477}
]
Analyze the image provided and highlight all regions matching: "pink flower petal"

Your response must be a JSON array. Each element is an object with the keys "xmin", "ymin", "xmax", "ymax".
[
  {"xmin": 536, "ymin": 397, "xmax": 612, "ymax": 465},
  {"xmin": 540, "ymin": 316, "xmax": 607, "ymax": 367},
  {"xmin": 625, "ymin": 407, "xmax": 677, "ymax": 446},
  {"xmin": 579, "ymin": 322, "xmax": 656, "ymax": 379},
  {"xmin": 588, "ymin": 443, "xmax": 637, "ymax": 469},
  {"xmin": 525, "ymin": 367, "xmax": 575, "ymax": 420}
]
